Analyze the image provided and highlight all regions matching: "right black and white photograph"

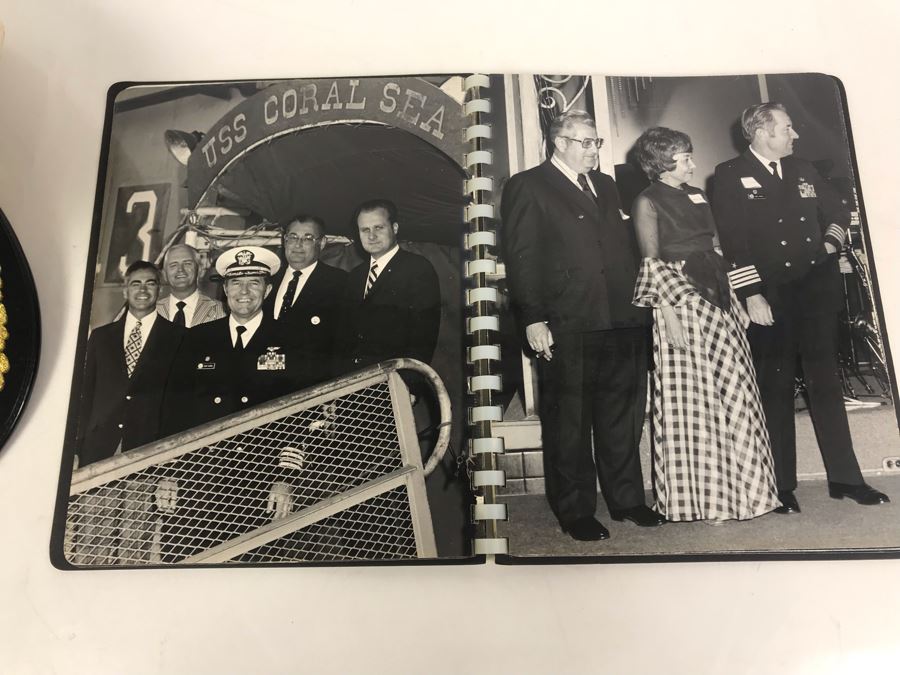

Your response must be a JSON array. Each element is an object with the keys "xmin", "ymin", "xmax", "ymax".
[{"xmin": 491, "ymin": 73, "xmax": 899, "ymax": 559}]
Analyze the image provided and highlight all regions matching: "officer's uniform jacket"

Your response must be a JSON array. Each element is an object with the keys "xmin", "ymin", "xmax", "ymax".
[
  {"xmin": 712, "ymin": 151, "xmax": 850, "ymax": 314},
  {"xmin": 161, "ymin": 314, "xmax": 296, "ymax": 436}
]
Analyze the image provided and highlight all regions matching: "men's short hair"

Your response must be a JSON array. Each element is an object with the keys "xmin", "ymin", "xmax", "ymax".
[
  {"xmin": 124, "ymin": 260, "xmax": 160, "ymax": 282},
  {"xmin": 741, "ymin": 102, "xmax": 788, "ymax": 141},
  {"xmin": 283, "ymin": 214, "xmax": 326, "ymax": 236},
  {"xmin": 634, "ymin": 127, "xmax": 693, "ymax": 181},
  {"xmin": 548, "ymin": 110, "xmax": 597, "ymax": 147},
  {"xmin": 163, "ymin": 243, "xmax": 201, "ymax": 266},
  {"xmin": 354, "ymin": 199, "xmax": 398, "ymax": 224}
]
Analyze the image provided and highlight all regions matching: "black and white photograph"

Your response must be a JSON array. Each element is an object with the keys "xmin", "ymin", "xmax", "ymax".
[
  {"xmin": 51, "ymin": 75, "xmax": 473, "ymax": 566},
  {"xmin": 493, "ymin": 73, "xmax": 900, "ymax": 560}
]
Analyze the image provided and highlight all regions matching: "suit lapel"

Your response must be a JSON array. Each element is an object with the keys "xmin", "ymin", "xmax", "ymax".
[
  {"xmin": 541, "ymin": 161, "xmax": 601, "ymax": 214},
  {"xmin": 363, "ymin": 251, "xmax": 400, "ymax": 302},
  {"xmin": 126, "ymin": 317, "xmax": 157, "ymax": 380},
  {"xmin": 293, "ymin": 264, "xmax": 323, "ymax": 310},
  {"xmin": 111, "ymin": 318, "xmax": 128, "ymax": 378},
  {"xmin": 195, "ymin": 295, "xmax": 216, "ymax": 324},
  {"xmin": 741, "ymin": 150, "xmax": 785, "ymax": 196}
]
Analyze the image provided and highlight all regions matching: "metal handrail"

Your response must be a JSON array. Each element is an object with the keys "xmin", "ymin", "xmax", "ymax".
[{"xmin": 70, "ymin": 358, "xmax": 451, "ymax": 492}]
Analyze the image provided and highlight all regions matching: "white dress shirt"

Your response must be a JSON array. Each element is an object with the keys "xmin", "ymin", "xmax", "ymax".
[
  {"xmin": 551, "ymin": 154, "xmax": 597, "ymax": 197},
  {"xmin": 229, "ymin": 311, "xmax": 263, "ymax": 347},
  {"xmin": 750, "ymin": 145, "xmax": 782, "ymax": 179},
  {"xmin": 122, "ymin": 310, "xmax": 157, "ymax": 354},
  {"xmin": 166, "ymin": 289, "xmax": 200, "ymax": 327}
]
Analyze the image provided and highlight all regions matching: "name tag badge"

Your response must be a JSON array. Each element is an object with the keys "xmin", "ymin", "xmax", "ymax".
[
  {"xmin": 196, "ymin": 356, "xmax": 215, "ymax": 370},
  {"xmin": 258, "ymin": 347, "xmax": 286, "ymax": 371},
  {"xmin": 740, "ymin": 176, "xmax": 762, "ymax": 189},
  {"xmin": 746, "ymin": 189, "xmax": 766, "ymax": 201},
  {"xmin": 688, "ymin": 193, "xmax": 707, "ymax": 204},
  {"xmin": 797, "ymin": 180, "xmax": 817, "ymax": 198}
]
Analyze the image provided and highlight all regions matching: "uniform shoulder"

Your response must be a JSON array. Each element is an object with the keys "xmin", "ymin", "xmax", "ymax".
[{"xmin": 714, "ymin": 156, "xmax": 744, "ymax": 173}]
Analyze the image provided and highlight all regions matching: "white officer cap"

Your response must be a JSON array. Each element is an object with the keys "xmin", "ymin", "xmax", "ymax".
[{"xmin": 214, "ymin": 246, "xmax": 281, "ymax": 279}]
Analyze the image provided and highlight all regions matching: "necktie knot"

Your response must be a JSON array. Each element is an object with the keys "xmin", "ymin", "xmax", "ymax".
[
  {"xmin": 577, "ymin": 173, "xmax": 591, "ymax": 192},
  {"xmin": 173, "ymin": 301, "xmax": 187, "ymax": 326},
  {"xmin": 769, "ymin": 161, "xmax": 781, "ymax": 179},
  {"xmin": 235, "ymin": 325, "xmax": 247, "ymax": 349}
]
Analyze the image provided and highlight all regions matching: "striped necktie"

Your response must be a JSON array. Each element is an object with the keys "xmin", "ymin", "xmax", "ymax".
[
  {"xmin": 365, "ymin": 260, "xmax": 379, "ymax": 298},
  {"xmin": 125, "ymin": 320, "xmax": 142, "ymax": 377}
]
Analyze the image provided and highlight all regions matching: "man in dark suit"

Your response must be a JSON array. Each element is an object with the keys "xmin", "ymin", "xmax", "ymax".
[
  {"xmin": 338, "ymin": 199, "xmax": 441, "ymax": 371},
  {"xmin": 501, "ymin": 110, "xmax": 662, "ymax": 541},
  {"xmin": 159, "ymin": 246, "xmax": 302, "ymax": 559},
  {"xmin": 74, "ymin": 260, "xmax": 184, "ymax": 564},
  {"xmin": 712, "ymin": 102, "xmax": 888, "ymax": 513},
  {"xmin": 265, "ymin": 214, "xmax": 346, "ymax": 389},
  {"xmin": 157, "ymin": 243, "xmax": 225, "ymax": 327}
]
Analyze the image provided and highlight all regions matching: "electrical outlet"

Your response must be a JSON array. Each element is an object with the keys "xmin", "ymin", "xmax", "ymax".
[{"xmin": 882, "ymin": 457, "xmax": 900, "ymax": 472}]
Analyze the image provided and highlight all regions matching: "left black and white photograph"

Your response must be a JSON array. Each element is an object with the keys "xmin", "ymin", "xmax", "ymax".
[{"xmin": 50, "ymin": 75, "xmax": 474, "ymax": 567}]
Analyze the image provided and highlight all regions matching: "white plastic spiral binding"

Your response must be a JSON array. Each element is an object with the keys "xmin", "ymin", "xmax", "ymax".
[{"xmin": 464, "ymin": 73, "xmax": 508, "ymax": 556}]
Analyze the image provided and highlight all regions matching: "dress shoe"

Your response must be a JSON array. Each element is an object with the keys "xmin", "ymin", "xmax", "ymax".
[
  {"xmin": 561, "ymin": 516, "xmax": 609, "ymax": 541},
  {"xmin": 828, "ymin": 481, "xmax": 890, "ymax": 505},
  {"xmin": 609, "ymin": 505, "xmax": 667, "ymax": 527},
  {"xmin": 774, "ymin": 491, "xmax": 801, "ymax": 514}
]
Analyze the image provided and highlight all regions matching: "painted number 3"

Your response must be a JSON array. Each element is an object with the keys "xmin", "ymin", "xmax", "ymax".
[{"xmin": 118, "ymin": 190, "xmax": 158, "ymax": 278}]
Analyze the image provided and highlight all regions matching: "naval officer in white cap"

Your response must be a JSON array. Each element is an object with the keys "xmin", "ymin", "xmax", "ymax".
[
  {"xmin": 158, "ymin": 246, "xmax": 301, "ymax": 559},
  {"xmin": 161, "ymin": 245, "xmax": 292, "ymax": 434}
]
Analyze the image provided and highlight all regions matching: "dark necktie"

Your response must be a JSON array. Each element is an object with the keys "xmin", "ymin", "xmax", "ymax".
[
  {"xmin": 235, "ymin": 325, "xmax": 247, "ymax": 350},
  {"xmin": 173, "ymin": 300, "xmax": 186, "ymax": 327},
  {"xmin": 769, "ymin": 161, "xmax": 781, "ymax": 180},
  {"xmin": 577, "ymin": 173, "xmax": 593, "ymax": 196},
  {"xmin": 278, "ymin": 270, "xmax": 302, "ymax": 319}
]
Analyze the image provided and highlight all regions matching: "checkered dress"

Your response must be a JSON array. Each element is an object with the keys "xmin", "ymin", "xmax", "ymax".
[{"xmin": 634, "ymin": 257, "xmax": 779, "ymax": 521}]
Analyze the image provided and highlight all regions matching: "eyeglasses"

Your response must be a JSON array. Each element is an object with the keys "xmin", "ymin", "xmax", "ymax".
[
  {"xmin": 284, "ymin": 233, "xmax": 323, "ymax": 245},
  {"xmin": 560, "ymin": 136, "xmax": 604, "ymax": 150}
]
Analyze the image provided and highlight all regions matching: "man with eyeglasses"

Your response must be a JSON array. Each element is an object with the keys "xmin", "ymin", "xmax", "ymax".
[
  {"xmin": 265, "ymin": 215, "xmax": 347, "ymax": 389},
  {"xmin": 501, "ymin": 110, "xmax": 660, "ymax": 542}
]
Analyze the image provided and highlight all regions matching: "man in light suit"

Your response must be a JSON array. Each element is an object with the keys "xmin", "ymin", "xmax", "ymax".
[
  {"xmin": 265, "ymin": 214, "xmax": 347, "ymax": 389},
  {"xmin": 712, "ymin": 102, "xmax": 888, "ymax": 513},
  {"xmin": 73, "ymin": 260, "xmax": 185, "ymax": 564},
  {"xmin": 157, "ymin": 243, "xmax": 225, "ymax": 327},
  {"xmin": 501, "ymin": 110, "xmax": 662, "ymax": 541}
]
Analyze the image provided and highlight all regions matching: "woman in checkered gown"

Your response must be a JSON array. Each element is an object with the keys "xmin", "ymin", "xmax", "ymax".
[{"xmin": 631, "ymin": 127, "xmax": 779, "ymax": 522}]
